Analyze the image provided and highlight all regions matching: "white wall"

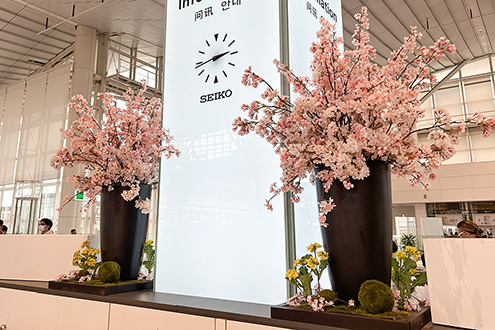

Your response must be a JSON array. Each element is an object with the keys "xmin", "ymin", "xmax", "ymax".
[
  {"xmin": 0, "ymin": 235, "xmax": 89, "ymax": 280},
  {"xmin": 392, "ymin": 161, "xmax": 495, "ymax": 204}
]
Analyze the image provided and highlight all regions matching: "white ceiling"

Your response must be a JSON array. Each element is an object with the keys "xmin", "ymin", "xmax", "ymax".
[{"xmin": 1, "ymin": 0, "xmax": 494, "ymax": 88}]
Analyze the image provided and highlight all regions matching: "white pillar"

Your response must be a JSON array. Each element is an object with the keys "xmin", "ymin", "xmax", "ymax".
[{"xmin": 57, "ymin": 25, "xmax": 97, "ymax": 234}]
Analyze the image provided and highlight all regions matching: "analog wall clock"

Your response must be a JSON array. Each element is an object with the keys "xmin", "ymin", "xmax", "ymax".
[{"xmin": 195, "ymin": 33, "xmax": 238, "ymax": 84}]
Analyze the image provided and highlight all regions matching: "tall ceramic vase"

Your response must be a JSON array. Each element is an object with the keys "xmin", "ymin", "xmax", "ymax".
[
  {"xmin": 100, "ymin": 183, "xmax": 152, "ymax": 281},
  {"xmin": 316, "ymin": 160, "xmax": 392, "ymax": 303}
]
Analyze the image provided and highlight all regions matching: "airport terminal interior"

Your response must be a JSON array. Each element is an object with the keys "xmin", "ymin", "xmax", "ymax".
[{"xmin": 0, "ymin": 0, "xmax": 494, "ymax": 329}]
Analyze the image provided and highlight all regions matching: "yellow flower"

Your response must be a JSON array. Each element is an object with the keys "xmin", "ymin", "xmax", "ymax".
[
  {"xmin": 310, "ymin": 256, "xmax": 319, "ymax": 265},
  {"xmin": 286, "ymin": 269, "xmax": 298, "ymax": 280},
  {"xmin": 409, "ymin": 269, "xmax": 419, "ymax": 276},
  {"xmin": 307, "ymin": 243, "xmax": 322, "ymax": 253},
  {"xmin": 86, "ymin": 258, "xmax": 96, "ymax": 267},
  {"xmin": 87, "ymin": 248, "xmax": 99, "ymax": 255},
  {"xmin": 391, "ymin": 268, "xmax": 395, "ymax": 275},
  {"xmin": 317, "ymin": 250, "xmax": 329, "ymax": 260},
  {"xmin": 307, "ymin": 261, "xmax": 316, "ymax": 270},
  {"xmin": 293, "ymin": 259, "xmax": 301, "ymax": 267},
  {"xmin": 405, "ymin": 246, "xmax": 418, "ymax": 256},
  {"xmin": 81, "ymin": 240, "xmax": 91, "ymax": 248},
  {"xmin": 145, "ymin": 239, "xmax": 154, "ymax": 245},
  {"xmin": 73, "ymin": 249, "xmax": 80, "ymax": 256},
  {"xmin": 395, "ymin": 250, "xmax": 407, "ymax": 262}
]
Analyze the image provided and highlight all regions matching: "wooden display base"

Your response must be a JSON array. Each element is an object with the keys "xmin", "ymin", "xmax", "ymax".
[
  {"xmin": 48, "ymin": 280, "xmax": 153, "ymax": 296},
  {"xmin": 271, "ymin": 304, "xmax": 431, "ymax": 330}
]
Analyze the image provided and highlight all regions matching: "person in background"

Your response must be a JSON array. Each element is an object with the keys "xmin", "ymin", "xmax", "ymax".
[
  {"xmin": 39, "ymin": 218, "xmax": 54, "ymax": 235},
  {"xmin": 1, "ymin": 225, "xmax": 7, "ymax": 234},
  {"xmin": 71, "ymin": 228, "xmax": 77, "ymax": 235},
  {"xmin": 457, "ymin": 220, "xmax": 483, "ymax": 238}
]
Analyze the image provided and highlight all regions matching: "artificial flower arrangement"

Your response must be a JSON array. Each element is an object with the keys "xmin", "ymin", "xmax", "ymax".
[
  {"xmin": 55, "ymin": 239, "xmax": 155, "ymax": 283},
  {"xmin": 50, "ymin": 82, "xmax": 180, "ymax": 213},
  {"xmin": 285, "ymin": 243, "xmax": 356, "ymax": 312},
  {"xmin": 232, "ymin": 7, "xmax": 495, "ymax": 226},
  {"xmin": 56, "ymin": 240, "xmax": 100, "ymax": 283},
  {"xmin": 391, "ymin": 246, "xmax": 427, "ymax": 311},
  {"xmin": 285, "ymin": 243, "xmax": 427, "ymax": 316}
]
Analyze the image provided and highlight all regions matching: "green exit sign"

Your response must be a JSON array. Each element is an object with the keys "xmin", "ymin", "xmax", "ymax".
[{"xmin": 75, "ymin": 190, "xmax": 84, "ymax": 201}]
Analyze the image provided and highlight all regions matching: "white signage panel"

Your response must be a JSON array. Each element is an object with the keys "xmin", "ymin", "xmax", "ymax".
[
  {"xmin": 288, "ymin": 0, "xmax": 342, "ymax": 290},
  {"xmin": 288, "ymin": 0, "xmax": 343, "ymax": 77},
  {"xmin": 156, "ymin": 0, "xmax": 286, "ymax": 304}
]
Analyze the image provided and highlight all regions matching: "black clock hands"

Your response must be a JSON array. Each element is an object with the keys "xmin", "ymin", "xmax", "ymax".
[
  {"xmin": 212, "ymin": 51, "xmax": 230, "ymax": 62},
  {"xmin": 195, "ymin": 51, "xmax": 230, "ymax": 69}
]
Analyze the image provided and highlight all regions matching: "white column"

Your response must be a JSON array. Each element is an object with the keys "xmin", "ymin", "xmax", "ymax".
[{"xmin": 57, "ymin": 25, "xmax": 97, "ymax": 234}]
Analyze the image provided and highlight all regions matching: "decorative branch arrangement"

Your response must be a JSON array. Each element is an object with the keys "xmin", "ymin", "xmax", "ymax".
[
  {"xmin": 233, "ymin": 7, "xmax": 495, "ymax": 226},
  {"xmin": 51, "ymin": 83, "xmax": 180, "ymax": 213}
]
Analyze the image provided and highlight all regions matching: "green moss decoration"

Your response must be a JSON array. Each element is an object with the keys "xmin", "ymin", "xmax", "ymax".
[
  {"xmin": 78, "ymin": 269, "xmax": 89, "ymax": 277},
  {"xmin": 318, "ymin": 289, "xmax": 338, "ymax": 302},
  {"xmin": 358, "ymin": 279, "xmax": 395, "ymax": 314},
  {"xmin": 97, "ymin": 261, "xmax": 121, "ymax": 283}
]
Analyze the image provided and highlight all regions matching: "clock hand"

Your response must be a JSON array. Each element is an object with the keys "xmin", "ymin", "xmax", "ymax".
[
  {"xmin": 195, "ymin": 51, "xmax": 231, "ymax": 69},
  {"xmin": 212, "ymin": 51, "xmax": 230, "ymax": 62},
  {"xmin": 195, "ymin": 57, "xmax": 214, "ymax": 69}
]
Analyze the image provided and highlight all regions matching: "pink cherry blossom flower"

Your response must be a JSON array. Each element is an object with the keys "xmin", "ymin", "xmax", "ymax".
[
  {"xmin": 51, "ymin": 82, "xmax": 180, "ymax": 213},
  {"xmin": 232, "ymin": 6, "xmax": 494, "ymax": 226}
]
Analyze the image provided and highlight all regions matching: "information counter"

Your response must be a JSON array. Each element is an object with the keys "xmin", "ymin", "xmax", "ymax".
[{"xmin": 424, "ymin": 238, "xmax": 495, "ymax": 329}]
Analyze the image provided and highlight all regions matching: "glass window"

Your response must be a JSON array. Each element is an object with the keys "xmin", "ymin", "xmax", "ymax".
[
  {"xmin": 434, "ymin": 85, "xmax": 464, "ymax": 121},
  {"xmin": 39, "ymin": 185, "xmax": 56, "ymax": 219},
  {"xmin": 418, "ymin": 91, "xmax": 434, "ymax": 128},
  {"xmin": 434, "ymin": 69, "xmax": 459, "ymax": 82},
  {"xmin": 443, "ymin": 134, "xmax": 470, "ymax": 164},
  {"xmin": 462, "ymin": 57, "xmax": 490, "ymax": 77},
  {"xmin": 470, "ymin": 127, "xmax": 495, "ymax": 162},
  {"xmin": 417, "ymin": 133, "xmax": 470, "ymax": 165},
  {"xmin": 464, "ymin": 80, "xmax": 494, "ymax": 116},
  {"xmin": 1, "ymin": 190, "xmax": 13, "ymax": 226}
]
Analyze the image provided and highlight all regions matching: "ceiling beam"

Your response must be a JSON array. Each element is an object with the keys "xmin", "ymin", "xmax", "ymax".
[
  {"xmin": 420, "ymin": 59, "xmax": 470, "ymax": 104},
  {"xmin": 28, "ymin": 43, "xmax": 74, "ymax": 77}
]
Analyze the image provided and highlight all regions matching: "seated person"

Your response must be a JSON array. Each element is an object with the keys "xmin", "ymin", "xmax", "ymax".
[
  {"xmin": 456, "ymin": 220, "xmax": 483, "ymax": 238},
  {"xmin": 39, "ymin": 218, "xmax": 54, "ymax": 235},
  {"xmin": 1, "ymin": 225, "xmax": 7, "ymax": 234},
  {"xmin": 71, "ymin": 228, "xmax": 77, "ymax": 235}
]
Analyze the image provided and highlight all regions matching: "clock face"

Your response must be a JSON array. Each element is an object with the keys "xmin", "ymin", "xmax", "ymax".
[{"xmin": 195, "ymin": 33, "xmax": 238, "ymax": 84}]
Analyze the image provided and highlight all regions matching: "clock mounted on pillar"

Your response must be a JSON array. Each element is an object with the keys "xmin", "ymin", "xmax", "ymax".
[
  {"xmin": 195, "ymin": 33, "xmax": 238, "ymax": 84},
  {"xmin": 163, "ymin": 0, "xmax": 281, "ymax": 110}
]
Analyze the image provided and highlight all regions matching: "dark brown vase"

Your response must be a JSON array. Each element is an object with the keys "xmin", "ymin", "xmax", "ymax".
[
  {"xmin": 100, "ymin": 183, "xmax": 152, "ymax": 281},
  {"xmin": 316, "ymin": 160, "xmax": 392, "ymax": 303}
]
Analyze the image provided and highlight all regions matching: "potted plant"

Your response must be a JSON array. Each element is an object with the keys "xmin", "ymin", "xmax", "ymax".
[
  {"xmin": 51, "ymin": 83, "xmax": 180, "ymax": 280},
  {"xmin": 233, "ymin": 7, "xmax": 495, "ymax": 301}
]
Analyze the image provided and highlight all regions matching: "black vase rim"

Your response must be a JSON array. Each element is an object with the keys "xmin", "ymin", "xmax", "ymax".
[
  {"xmin": 314, "ymin": 159, "xmax": 387, "ymax": 169},
  {"xmin": 102, "ymin": 182, "xmax": 152, "ymax": 189}
]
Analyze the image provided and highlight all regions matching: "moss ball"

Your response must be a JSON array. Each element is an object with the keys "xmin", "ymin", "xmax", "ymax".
[
  {"xmin": 358, "ymin": 279, "xmax": 395, "ymax": 314},
  {"xmin": 97, "ymin": 261, "xmax": 121, "ymax": 283},
  {"xmin": 318, "ymin": 289, "xmax": 338, "ymax": 302}
]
